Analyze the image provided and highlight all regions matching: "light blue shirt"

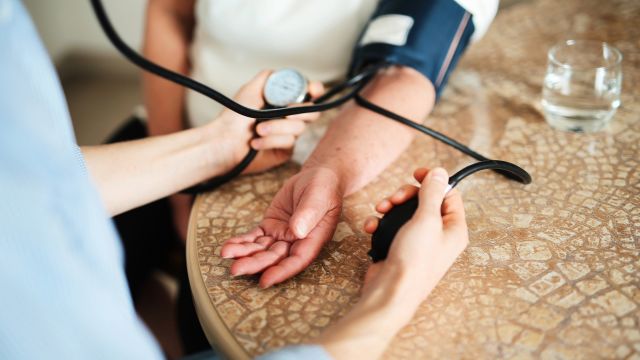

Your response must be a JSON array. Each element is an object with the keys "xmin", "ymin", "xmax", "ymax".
[{"xmin": 0, "ymin": 1, "xmax": 330, "ymax": 359}]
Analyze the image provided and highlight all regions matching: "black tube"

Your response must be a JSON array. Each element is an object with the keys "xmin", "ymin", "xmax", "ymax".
[
  {"xmin": 448, "ymin": 160, "xmax": 532, "ymax": 188},
  {"xmin": 354, "ymin": 95, "xmax": 530, "ymax": 184},
  {"xmin": 355, "ymin": 94, "xmax": 490, "ymax": 161}
]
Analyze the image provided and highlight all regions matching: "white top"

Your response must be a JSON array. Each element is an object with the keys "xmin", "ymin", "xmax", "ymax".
[{"xmin": 186, "ymin": 0, "xmax": 498, "ymax": 127}]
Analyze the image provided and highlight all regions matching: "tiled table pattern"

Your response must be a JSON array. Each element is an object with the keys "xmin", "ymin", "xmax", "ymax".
[{"xmin": 188, "ymin": 0, "xmax": 640, "ymax": 358}]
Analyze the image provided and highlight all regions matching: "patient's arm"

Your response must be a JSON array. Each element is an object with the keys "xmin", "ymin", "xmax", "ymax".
[{"xmin": 305, "ymin": 66, "xmax": 435, "ymax": 195}]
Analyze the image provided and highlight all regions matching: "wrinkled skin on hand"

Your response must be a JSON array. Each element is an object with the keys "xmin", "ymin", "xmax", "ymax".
[{"xmin": 221, "ymin": 167, "xmax": 343, "ymax": 288}]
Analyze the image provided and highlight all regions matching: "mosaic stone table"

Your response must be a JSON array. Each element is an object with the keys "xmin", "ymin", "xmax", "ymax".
[{"xmin": 187, "ymin": 0, "xmax": 640, "ymax": 358}]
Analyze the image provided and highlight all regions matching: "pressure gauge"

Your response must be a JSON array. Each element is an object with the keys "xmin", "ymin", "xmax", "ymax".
[{"xmin": 263, "ymin": 68, "xmax": 308, "ymax": 108}]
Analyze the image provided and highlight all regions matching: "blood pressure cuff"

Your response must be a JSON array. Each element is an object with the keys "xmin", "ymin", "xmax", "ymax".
[{"xmin": 350, "ymin": 0, "xmax": 475, "ymax": 98}]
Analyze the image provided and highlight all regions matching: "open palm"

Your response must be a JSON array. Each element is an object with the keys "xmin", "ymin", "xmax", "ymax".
[{"xmin": 221, "ymin": 167, "xmax": 343, "ymax": 288}]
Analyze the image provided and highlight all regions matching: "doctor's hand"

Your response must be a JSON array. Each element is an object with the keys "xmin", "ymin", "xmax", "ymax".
[
  {"xmin": 220, "ymin": 166, "xmax": 343, "ymax": 288},
  {"xmin": 208, "ymin": 71, "xmax": 324, "ymax": 175},
  {"xmin": 316, "ymin": 168, "xmax": 468, "ymax": 359},
  {"xmin": 361, "ymin": 167, "xmax": 469, "ymax": 299}
]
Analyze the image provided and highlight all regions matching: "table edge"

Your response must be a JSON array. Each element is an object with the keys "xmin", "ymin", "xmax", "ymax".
[{"xmin": 187, "ymin": 193, "xmax": 251, "ymax": 360}]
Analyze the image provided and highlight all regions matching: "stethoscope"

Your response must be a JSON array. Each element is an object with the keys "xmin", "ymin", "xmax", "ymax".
[{"xmin": 91, "ymin": 0, "xmax": 532, "ymax": 260}]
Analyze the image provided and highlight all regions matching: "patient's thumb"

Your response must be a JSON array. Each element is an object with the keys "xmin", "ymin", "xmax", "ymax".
[{"xmin": 289, "ymin": 188, "xmax": 329, "ymax": 238}]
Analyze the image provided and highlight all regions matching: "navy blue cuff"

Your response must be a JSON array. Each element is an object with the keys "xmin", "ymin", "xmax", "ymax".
[{"xmin": 350, "ymin": 0, "xmax": 475, "ymax": 98}]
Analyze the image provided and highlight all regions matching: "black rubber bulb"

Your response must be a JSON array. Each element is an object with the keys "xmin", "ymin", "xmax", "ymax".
[
  {"xmin": 368, "ymin": 160, "xmax": 532, "ymax": 262},
  {"xmin": 369, "ymin": 195, "xmax": 420, "ymax": 262},
  {"xmin": 370, "ymin": 178, "xmax": 456, "ymax": 262}
]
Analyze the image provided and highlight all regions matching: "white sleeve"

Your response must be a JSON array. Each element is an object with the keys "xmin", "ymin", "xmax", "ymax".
[{"xmin": 454, "ymin": 0, "xmax": 499, "ymax": 41}]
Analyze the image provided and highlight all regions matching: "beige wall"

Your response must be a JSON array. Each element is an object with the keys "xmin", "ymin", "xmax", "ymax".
[{"xmin": 23, "ymin": 0, "xmax": 147, "ymax": 63}]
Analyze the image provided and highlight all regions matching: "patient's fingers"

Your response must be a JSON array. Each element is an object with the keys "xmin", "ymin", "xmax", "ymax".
[
  {"xmin": 221, "ymin": 228, "xmax": 265, "ymax": 259},
  {"xmin": 222, "ymin": 242, "xmax": 267, "ymax": 259},
  {"xmin": 223, "ymin": 227, "xmax": 264, "ymax": 245},
  {"xmin": 259, "ymin": 233, "xmax": 326, "ymax": 288},
  {"xmin": 230, "ymin": 241, "xmax": 290, "ymax": 276},
  {"xmin": 222, "ymin": 235, "xmax": 275, "ymax": 259},
  {"xmin": 256, "ymin": 119, "xmax": 306, "ymax": 137}
]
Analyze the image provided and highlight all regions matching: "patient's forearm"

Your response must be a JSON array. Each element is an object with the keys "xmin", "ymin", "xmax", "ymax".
[
  {"xmin": 82, "ymin": 126, "xmax": 221, "ymax": 216},
  {"xmin": 304, "ymin": 66, "xmax": 435, "ymax": 195}
]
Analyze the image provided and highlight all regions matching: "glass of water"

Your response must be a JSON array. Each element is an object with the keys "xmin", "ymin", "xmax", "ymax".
[{"xmin": 542, "ymin": 40, "xmax": 622, "ymax": 132}]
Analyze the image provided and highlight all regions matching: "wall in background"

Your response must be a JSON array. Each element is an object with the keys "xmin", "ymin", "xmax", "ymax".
[
  {"xmin": 23, "ymin": 0, "xmax": 147, "ymax": 63},
  {"xmin": 20, "ymin": 0, "xmax": 147, "ymax": 145}
]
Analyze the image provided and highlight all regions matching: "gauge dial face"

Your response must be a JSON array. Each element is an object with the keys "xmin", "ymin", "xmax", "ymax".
[{"xmin": 263, "ymin": 68, "xmax": 308, "ymax": 108}]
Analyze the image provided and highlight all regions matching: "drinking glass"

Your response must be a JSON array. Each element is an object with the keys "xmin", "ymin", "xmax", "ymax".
[{"xmin": 542, "ymin": 40, "xmax": 622, "ymax": 132}]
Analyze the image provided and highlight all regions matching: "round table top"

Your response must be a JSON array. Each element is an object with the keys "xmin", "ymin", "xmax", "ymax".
[{"xmin": 187, "ymin": 0, "xmax": 640, "ymax": 358}]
